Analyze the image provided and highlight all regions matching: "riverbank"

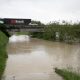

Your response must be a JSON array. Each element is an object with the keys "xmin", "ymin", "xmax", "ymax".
[
  {"xmin": 0, "ymin": 31, "xmax": 8, "ymax": 79},
  {"xmin": 55, "ymin": 68, "xmax": 80, "ymax": 80}
]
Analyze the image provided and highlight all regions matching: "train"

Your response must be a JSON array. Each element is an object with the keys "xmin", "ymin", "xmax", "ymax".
[{"xmin": 0, "ymin": 18, "xmax": 31, "ymax": 25}]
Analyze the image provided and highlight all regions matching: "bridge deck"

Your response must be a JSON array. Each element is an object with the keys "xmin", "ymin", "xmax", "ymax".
[{"xmin": 5, "ymin": 25, "xmax": 45, "ymax": 32}]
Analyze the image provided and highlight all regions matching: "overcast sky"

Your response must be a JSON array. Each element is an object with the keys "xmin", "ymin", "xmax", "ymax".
[{"xmin": 0, "ymin": 0, "xmax": 80, "ymax": 23}]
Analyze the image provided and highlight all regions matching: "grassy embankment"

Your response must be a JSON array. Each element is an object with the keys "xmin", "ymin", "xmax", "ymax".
[
  {"xmin": 0, "ymin": 31, "xmax": 8, "ymax": 79},
  {"xmin": 55, "ymin": 68, "xmax": 80, "ymax": 80}
]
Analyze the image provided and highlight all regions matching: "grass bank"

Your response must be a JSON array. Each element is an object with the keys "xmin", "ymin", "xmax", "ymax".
[
  {"xmin": 0, "ymin": 31, "xmax": 8, "ymax": 79},
  {"xmin": 55, "ymin": 68, "xmax": 80, "ymax": 80}
]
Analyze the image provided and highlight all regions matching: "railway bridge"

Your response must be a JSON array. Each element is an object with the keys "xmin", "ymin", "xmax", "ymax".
[{"xmin": 0, "ymin": 18, "xmax": 44, "ymax": 36}]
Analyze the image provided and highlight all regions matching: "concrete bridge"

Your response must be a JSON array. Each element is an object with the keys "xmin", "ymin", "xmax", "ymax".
[
  {"xmin": 5, "ymin": 24, "xmax": 44, "ymax": 33},
  {"xmin": 0, "ymin": 18, "xmax": 45, "ymax": 37},
  {"xmin": 0, "ymin": 18, "xmax": 45, "ymax": 36}
]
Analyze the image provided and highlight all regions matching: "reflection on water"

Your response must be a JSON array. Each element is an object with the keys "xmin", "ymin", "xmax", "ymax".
[
  {"xmin": 9, "ymin": 35, "xmax": 30, "ymax": 42},
  {"xmin": 4, "ymin": 35, "xmax": 80, "ymax": 80}
]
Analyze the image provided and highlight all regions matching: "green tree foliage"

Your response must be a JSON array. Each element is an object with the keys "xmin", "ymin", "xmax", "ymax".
[
  {"xmin": 31, "ymin": 20, "xmax": 44, "ymax": 26},
  {"xmin": 0, "ymin": 24, "xmax": 10, "ymax": 37},
  {"xmin": 31, "ymin": 21, "xmax": 80, "ymax": 43}
]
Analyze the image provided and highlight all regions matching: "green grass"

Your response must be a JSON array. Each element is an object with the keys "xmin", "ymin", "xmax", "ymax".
[
  {"xmin": 0, "ymin": 31, "xmax": 8, "ymax": 79},
  {"xmin": 55, "ymin": 68, "xmax": 80, "ymax": 80},
  {"xmin": 15, "ymin": 32, "xmax": 30, "ymax": 35}
]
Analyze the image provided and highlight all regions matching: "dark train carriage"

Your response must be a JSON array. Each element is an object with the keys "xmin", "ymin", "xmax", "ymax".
[{"xmin": 3, "ymin": 18, "xmax": 31, "ymax": 25}]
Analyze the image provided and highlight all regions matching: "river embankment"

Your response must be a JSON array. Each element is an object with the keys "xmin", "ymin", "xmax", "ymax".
[{"xmin": 0, "ymin": 31, "xmax": 8, "ymax": 79}]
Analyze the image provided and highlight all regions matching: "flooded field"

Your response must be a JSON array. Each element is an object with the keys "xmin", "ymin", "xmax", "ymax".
[{"xmin": 3, "ymin": 35, "xmax": 80, "ymax": 80}]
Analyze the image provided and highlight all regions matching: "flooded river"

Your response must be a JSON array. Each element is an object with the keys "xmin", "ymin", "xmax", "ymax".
[{"xmin": 3, "ymin": 35, "xmax": 80, "ymax": 80}]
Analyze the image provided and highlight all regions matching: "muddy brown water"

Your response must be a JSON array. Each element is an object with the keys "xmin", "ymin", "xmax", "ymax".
[{"xmin": 3, "ymin": 35, "xmax": 80, "ymax": 80}]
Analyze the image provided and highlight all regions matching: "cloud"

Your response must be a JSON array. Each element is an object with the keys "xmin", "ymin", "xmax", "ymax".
[{"xmin": 0, "ymin": 0, "xmax": 80, "ymax": 23}]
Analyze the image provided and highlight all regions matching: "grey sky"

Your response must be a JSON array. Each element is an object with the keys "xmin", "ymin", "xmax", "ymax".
[{"xmin": 0, "ymin": 0, "xmax": 80, "ymax": 23}]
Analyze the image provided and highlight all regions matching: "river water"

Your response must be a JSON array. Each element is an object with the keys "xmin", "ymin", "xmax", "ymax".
[{"xmin": 3, "ymin": 35, "xmax": 80, "ymax": 80}]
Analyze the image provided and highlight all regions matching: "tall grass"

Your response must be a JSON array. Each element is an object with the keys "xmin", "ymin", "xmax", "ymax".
[
  {"xmin": 0, "ymin": 31, "xmax": 8, "ymax": 79},
  {"xmin": 55, "ymin": 68, "xmax": 80, "ymax": 80}
]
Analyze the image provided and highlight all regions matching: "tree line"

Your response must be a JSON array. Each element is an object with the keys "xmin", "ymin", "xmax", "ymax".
[{"xmin": 31, "ymin": 21, "xmax": 80, "ymax": 43}]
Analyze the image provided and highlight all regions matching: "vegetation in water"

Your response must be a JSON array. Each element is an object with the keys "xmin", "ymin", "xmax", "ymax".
[{"xmin": 55, "ymin": 68, "xmax": 80, "ymax": 80}]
